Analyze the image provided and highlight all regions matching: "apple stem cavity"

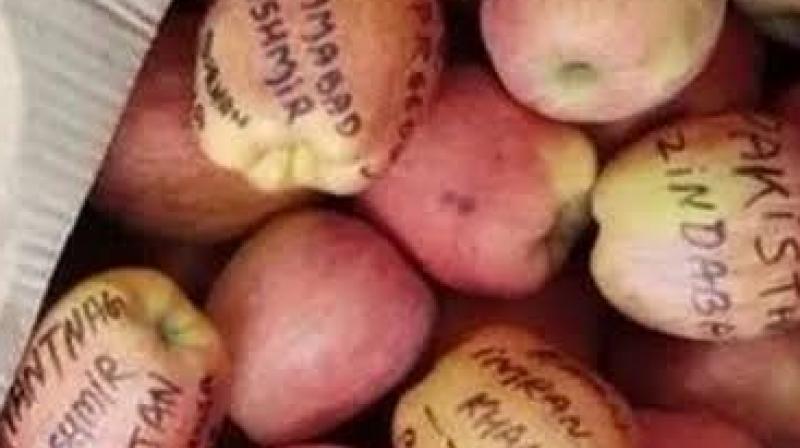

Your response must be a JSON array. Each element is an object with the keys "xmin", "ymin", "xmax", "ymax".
[
  {"xmin": 552, "ymin": 60, "xmax": 600, "ymax": 107},
  {"xmin": 159, "ymin": 315, "xmax": 186, "ymax": 346},
  {"xmin": 558, "ymin": 61, "xmax": 599, "ymax": 89}
]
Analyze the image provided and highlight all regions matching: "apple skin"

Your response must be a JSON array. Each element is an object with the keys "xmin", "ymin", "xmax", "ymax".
[
  {"xmin": 592, "ymin": 112, "xmax": 800, "ymax": 341},
  {"xmin": 606, "ymin": 322, "xmax": 800, "ymax": 448},
  {"xmin": 734, "ymin": 0, "xmax": 800, "ymax": 46},
  {"xmin": 206, "ymin": 209, "xmax": 436, "ymax": 446},
  {"xmin": 193, "ymin": 0, "xmax": 444, "ymax": 196},
  {"xmin": 481, "ymin": 0, "xmax": 727, "ymax": 123},
  {"xmin": 92, "ymin": 7, "xmax": 305, "ymax": 243},
  {"xmin": 0, "ymin": 268, "xmax": 230, "ymax": 447},
  {"xmin": 636, "ymin": 409, "xmax": 763, "ymax": 448},
  {"xmin": 360, "ymin": 66, "xmax": 596, "ymax": 299},
  {"xmin": 588, "ymin": 8, "xmax": 764, "ymax": 158},
  {"xmin": 393, "ymin": 325, "xmax": 638, "ymax": 448}
]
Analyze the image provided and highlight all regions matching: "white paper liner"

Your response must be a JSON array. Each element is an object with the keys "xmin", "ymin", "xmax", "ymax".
[
  {"xmin": 0, "ymin": 0, "xmax": 173, "ymax": 399},
  {"xmin": 0, "ymin": 6, "xmax": 21, "ymax": 364}
]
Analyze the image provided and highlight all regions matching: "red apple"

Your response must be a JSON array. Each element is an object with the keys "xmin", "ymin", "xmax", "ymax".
[
  {"xmin": 588, "ymin": 9, "xmax": 764, "ymax": 158},
  {"xmin": 360, "ymin": 66, "xmax": 596, "ymax": 299},
  {"xmin": 481, "ymin": 0, "xmax": 727, "ymax": 122},
  {"xmin": 607, "ymin": 322, "xmax": 800, "ymax": 447},
  {"xmin": 207, "ymin": 209, "xmax": 436, "ymax": 445},
  {"xmin": 636, "ymin": 409, "xmax": 763, "ymax": 448}
]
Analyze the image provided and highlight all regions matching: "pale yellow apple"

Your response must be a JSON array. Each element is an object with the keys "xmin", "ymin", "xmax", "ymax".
[
  {"xmin": 194, "ymin": 0, "xmax": 444, "ymax": 195},
  {"xmin": 0, "ymin": 268, "xmax": 230, "ymax": 447},
  {"xmin": 393, "ymin": 325, "xmax": 637, "ymax": 448},
  {"xmin": 592, "ymin": 113, "xmax": 800, "ymax": 340},
  {"xmin": 93, "ymin": 7, "xmax": 305, "ymax": 243}
]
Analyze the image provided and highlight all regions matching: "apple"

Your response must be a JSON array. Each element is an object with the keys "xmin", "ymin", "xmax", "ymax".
[
  {"xmin": 606, "ymin": 322, "xmax": 800, "ymax": 448},
  {"xmin": 734, "ymin": 0, "xmax": 800, "ymax": 46},
  {"xmin": 481, "ymin": 0, "xmax": 728, "ymax": 123},
  {"xmin": 206, "ymin": 209, "xmax": 436, "ymax": 445},
  {"xmin": 360, "ymin": 66, "xmax": 596, "ymax": 299},
  {"xmin": 394, "ymin": 325, "xmax": 637, "ymax": 448},
  {"xmin": 430, "ymin": 256, "xmax": 607, "ymax": 366},
  {"xmin": 636, "ymin": 409, "xmax": 763, "ymax": 448},
  {"xmin": 193, "ymin": 0, "xmax": 445, "ymax": 196},
  {"xmin": 92, "ymin": 7, "xmax": 305, "ymax": 242},
  {"xmin": 0, "ymin": 268, "xmax": 230, "ymax": 447},
  {"xmin": 592, "ymin": 112, "xmax": 800, "ymax": 341},
  {"xmin": 588, "ymin": 8, "xmax": 764, "ymax": 157}
]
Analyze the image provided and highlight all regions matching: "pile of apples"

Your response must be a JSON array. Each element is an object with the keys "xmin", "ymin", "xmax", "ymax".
[{"xmin": 3, "ymin": 0, "xmax": 800, "ymax": 446}]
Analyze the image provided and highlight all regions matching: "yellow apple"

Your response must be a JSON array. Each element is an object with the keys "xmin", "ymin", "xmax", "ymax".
[
  {"xmin": 0, "ymin": 268, "xmax": 230, "ymax": 447},
  {"xmin": 393, "ymin": 325, "xmax": 637, "ymax": 448},
  {"xmin": 93, "ymin": 7, "xmax": 304, "ymax": 242},
  {"xmin": 593, "ymin": 113, "xmax": 800, "ymax": 340},
  {"xmin": 193, "ymin": 0, "xmax": 444, "ymax": 195}
]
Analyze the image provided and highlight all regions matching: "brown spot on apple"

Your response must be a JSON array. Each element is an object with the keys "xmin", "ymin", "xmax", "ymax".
[{"xmin": 440, "ymin": 190, "xmax": 477, "ymax": 215}]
